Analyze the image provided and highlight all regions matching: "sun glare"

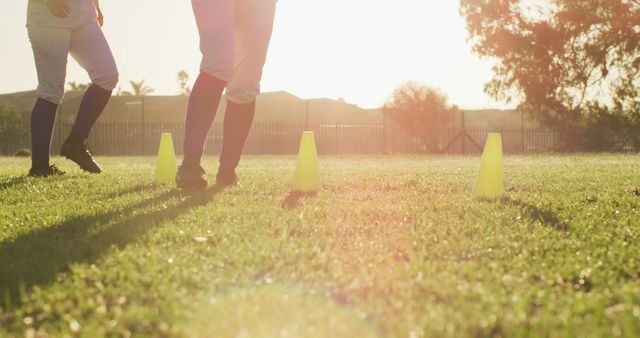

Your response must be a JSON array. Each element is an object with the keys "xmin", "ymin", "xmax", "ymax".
[
  {"xmin": 0, "ymin": 0, "xmax": 501, "ymax": 109},
  {"xmin": 267, "ymin": 0, "xmax": 498, "ymax": 108}
]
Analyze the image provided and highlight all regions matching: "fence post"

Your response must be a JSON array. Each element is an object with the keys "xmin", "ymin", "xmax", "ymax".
[
  {"xmin": 461, "ymin": 111, "xmax": 466, "ymax": 155},
  {"xmin": 392, "ymin": 124, "xmax": 396, "ymax": 155},
  {"xmin": 141, "ymin": 96, "xmax": 146, "ymax": 155},
  {"xmin": 275, "ymin": 122, "xmax": 280, "ymax": 154},
  {"xmin": 334, "ymin": 123, "xmax": 339, "ymax": 154},
  {"xmin": 382, "ymin": 119, "xmax": 386, "ymax": 155},
  {"xmin": 521, "ymin": 110, "xmax": 525, "ymax": 154}
]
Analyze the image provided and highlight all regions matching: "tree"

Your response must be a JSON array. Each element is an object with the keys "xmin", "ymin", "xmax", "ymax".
[
  {"xmin": 120, "ymin": 80, "xmax": 155, "ymax": 96},
  {"xmin": 67, "ymin": 81, "xmax": 89, "ymax": 93},
  {"xmin": 0, "ymin": 105, "xmax": 29, "ymax": 155},
  {"xmin": 177, "ymin": 70, "xmax": 191, "ymax": 95},
  {"xmin": 383, "ymin": 82, "xmax": 458, "ymax": 150},
  {"xmin": 460, "ymin": 0, "xmax": 640, "ymax": 149}
]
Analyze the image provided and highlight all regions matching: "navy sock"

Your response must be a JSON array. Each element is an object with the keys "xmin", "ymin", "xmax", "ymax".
[
  {"xmin": 30, "ymin": 98, "xmax": 59, "ymax": 166},
  {"xmin": 183, "ymin": 72, "xmax": 227, "ymax": 165},
  {"xmin": 219, "ymin": 100, "xmax": 256, "ymax": 173},
  {"xmin": 70, "ymin": 83, "xmax": 112, "ymax": 141},
  {"xmin": 64, "ymin": 132, "xmax": 84, "ymax": 145}
]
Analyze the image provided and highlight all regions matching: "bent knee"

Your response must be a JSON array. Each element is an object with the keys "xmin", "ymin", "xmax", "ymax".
[
  {"xmin": 37, "ymin": 84, "xmax": 64, "ymax": 105},
  {"xmin": 200, "ymin": 49, "xmax": 234, "ymax": 82},
  {"xmin": 94, "ymin": 70, "xmax": 119, "ymax": 92},
  {"xmin": 38, "ymin": 94, "xmax": 64, "ymax": 105},
  {"xmin": 226, "ymin": 86, "xmax": 259, "ymax": 105}
]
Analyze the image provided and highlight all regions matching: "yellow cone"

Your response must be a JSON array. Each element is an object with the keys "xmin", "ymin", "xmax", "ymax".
[
  {"xmin": 474, "ymin": 133, "xmax": 504, "ymax": 198},
  {"xmin": 293, "ymin": 131, "xmax": 320, "ymax": 192},
  {"xmin": 155, "ymin": 133, "xmax": 177, "ymax": 184}
]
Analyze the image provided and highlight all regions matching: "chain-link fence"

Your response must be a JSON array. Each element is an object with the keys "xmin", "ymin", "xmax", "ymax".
[{"xmin": 2, "ymin": 121, "xmax": 558, "ymax": 156}]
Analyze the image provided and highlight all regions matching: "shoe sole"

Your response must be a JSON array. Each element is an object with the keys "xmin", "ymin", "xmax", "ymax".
[{"xmin": 61, "ymin": 152, "xmax": 102, "ymax": 173}]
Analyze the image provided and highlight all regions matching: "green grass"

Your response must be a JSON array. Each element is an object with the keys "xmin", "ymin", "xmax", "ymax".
[{"xmin": 1, "ymin": 155, "xmax": 639, "ymax": 337}]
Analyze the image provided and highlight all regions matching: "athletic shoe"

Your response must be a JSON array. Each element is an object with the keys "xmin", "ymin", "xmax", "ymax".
[
  {"xmin": 60, "ymin": 140, "xmax": 102, "ymax": 173},
  {"xmin": 176, "ymin": 164, "xmax": 208, "ymax": 191},
  {"xmin": 215, "ymin": 169, "xmax": 238, "ymax": 187},
  {"xmin": 28, "ymin": 165, "xmax": 65, "ymax": 177}
]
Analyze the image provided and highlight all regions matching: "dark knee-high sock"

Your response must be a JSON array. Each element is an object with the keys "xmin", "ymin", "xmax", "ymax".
[
  {"xmin": 31, "ymin": 98, "xmax": 59, "ymax": 167},
  {"xmin": 69, "ymin": 83, "xmax": 112, "ymax": 143},
  {"xmin": 219, "ymin": 100, "xmax": 256, "ymax": 173},
  {"xmin": 183, "ymin": 72, "xmax": 227, "ymax": 165}
]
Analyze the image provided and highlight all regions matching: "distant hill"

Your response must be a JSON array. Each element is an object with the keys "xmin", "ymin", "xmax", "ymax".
[
  {"xmin": 0, "ymin": 90, "xmax": 382, "ymax": 124},
  {"xmin": 0, "ymin": 90, "xmax": 539, "ymax": 128}
]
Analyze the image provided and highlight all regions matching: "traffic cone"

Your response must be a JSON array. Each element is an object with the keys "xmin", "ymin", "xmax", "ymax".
[
  {"xmin": 155, "ymin": 133, "xmax": 177, "ymax": 184},
  {"xmin": 474, "ymin": 133, "xmax": 504, "ymax": 198},
  {"xmin": 293, "ymin": 131, "xmax": 320, "ymax": 192}
]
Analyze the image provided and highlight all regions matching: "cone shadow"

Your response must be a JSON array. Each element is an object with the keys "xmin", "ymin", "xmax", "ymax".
[
  {"xmin": 282, "ymin": 191, "xmax": 317, "ymax": 210},
  {"xmin": 500, "ymin": 196, "xmax": 568, "ymax": 231}
]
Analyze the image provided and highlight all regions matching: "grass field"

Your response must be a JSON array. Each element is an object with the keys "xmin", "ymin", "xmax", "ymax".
[{"xmin": 1, "ymin": 155, "xmax": 639, "ymax": 337}]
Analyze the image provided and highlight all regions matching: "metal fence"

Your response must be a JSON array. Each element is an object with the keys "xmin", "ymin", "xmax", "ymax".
[{"xmin": 39, "ymin": 121, "xmax": 557, "ymax": 156}]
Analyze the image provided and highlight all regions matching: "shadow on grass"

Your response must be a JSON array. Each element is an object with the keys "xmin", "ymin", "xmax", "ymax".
[
  {"xmin": 0, "ymin": 177, "xmax": 28, "ymax": 191},
  {"xmin": 500, "ymin": 196, "xmax": 568, "ymax": 231},
  {"xmin": 282, "ymin": 191, "xmax": 317, "ymax": 210},
  {"xmin": 0, "ymin": 184, "xmax": 224, "ymax": 308},
  {"xmin": 0, "ymin": 175, "xmax": 70, "ymax": 192},
  {"xmin": 102, "ymin": 182, "xmax": 161, "ymax": 199}
]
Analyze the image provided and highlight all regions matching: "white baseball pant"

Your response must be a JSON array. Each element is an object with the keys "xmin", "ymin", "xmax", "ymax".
[
  {"xmin": 192, "ymin": 0, "xmax": 277, "ymax": 104},
  {"xmin": 27, "ymin": 0, "xmax": 118, "ymax": 104}
]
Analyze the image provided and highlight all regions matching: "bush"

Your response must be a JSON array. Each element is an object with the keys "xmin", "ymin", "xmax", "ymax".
[
  {"xmin": 0, "ymin": 105, "xmax": 29, "ymax": 155},
  {"xmin": 383, "ymin": 82, "xmax": 457, "ymax": 151},
  {"xmin": 13, "ymin": 149, "xmax": 31, "ymax": 157},
  {"xmin": 581, "ymin": 104, "xmax": 640, "ymax": 152}
]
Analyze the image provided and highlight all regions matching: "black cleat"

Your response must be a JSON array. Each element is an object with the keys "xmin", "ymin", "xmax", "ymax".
[
  {"xmin": 28, "ymin": 165, "xmax": 65, "ymax": 177},
  {"xmin": 61, "ymin": 140, "xmax": 101, "ymax": 173},
  {"xmin": 215, "ymin": 169, "xmax": 238, "ymax": 187},
  {"xmin": 176, "ymin": 164, "xmax": 208, "ymax": 191}
]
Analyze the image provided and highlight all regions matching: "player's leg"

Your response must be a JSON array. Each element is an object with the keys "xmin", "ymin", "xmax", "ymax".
[
  {"xmin": 62, "ymin": 20, "xmax": 119, "ymax": 173},
  {"xmin": 26, "ymin": 26, "xmax": 71, "ymax": 177},
  {"xmin": 177, "ymin": 0, "xmax": 235, "ymax": 190},
  {"xmin": 217, "ymin": 0, "xmax": 277, "ymax": 186}
]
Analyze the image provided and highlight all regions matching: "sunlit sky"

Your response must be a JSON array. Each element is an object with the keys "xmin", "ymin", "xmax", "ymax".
[{"xmin": 0, "ymin": 0, "xmax": 507, "ymax": 109}]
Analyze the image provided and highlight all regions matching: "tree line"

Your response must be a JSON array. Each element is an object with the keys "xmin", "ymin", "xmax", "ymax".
[
  {"xmin": 67, "ymin": 70, "xmax": 192, "ymax": 97},
  {"xmin": 459, "ymin": 0, "xmax": 640, "ymax": 150}
]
